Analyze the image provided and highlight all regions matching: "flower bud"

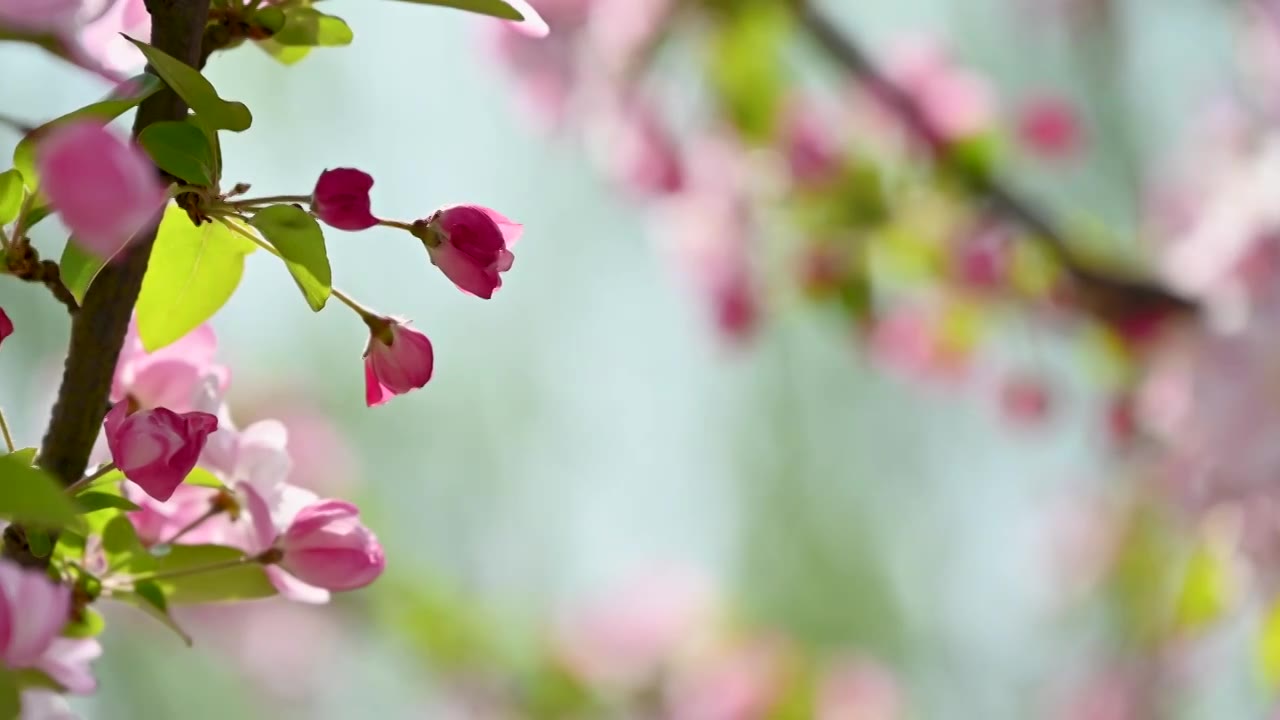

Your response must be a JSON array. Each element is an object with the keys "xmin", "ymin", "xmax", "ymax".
[
  {"xmin": 310, "ymin": 168, "xmax": 379, "ymax": 231},
  {"xmin": 413, "ymin": 205, "xmax": 522, "ymax": 299},
  {"xmin": 103, "ymin": 402, "xmax": 218, "ymax": 502},
  {"xmin": 279, "ymin": 500, "xmax": 385, "ymax": 591},
  {"xmin": 363, "ymin": 317, "xmax": 434, "ymax": 406},
  {"xmin": 0, "ymin": 308, "xmax": 11, "ymax": 350},
  {"xmin": 35, "ymin": 120, "xmax": 167, "ymax": 260}
]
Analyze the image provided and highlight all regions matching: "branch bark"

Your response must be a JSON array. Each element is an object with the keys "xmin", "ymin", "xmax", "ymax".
[
  {"xmin": 2, "ymin": 0, "xmax": 212, "ymax": 567},
  {"xmin": 795, "ymin": 1, "xmax": 1199, "ymax": 327}
]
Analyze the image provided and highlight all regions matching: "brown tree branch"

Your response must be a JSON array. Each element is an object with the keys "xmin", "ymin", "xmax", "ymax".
[
  {"xmin": 3, "ymin": 0, "xmax": 212, "ymax": 567},
  {"xmin": 795, "ymin": 1, "xmax": 1199, "ymax": 328}
]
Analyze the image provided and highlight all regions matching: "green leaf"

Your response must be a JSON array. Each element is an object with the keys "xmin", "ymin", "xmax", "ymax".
[
  {"xmin": 188, "ymin": 115, "xmax": 223, "ymax": 186},
  {"xmin": 249, "ymin": 205, "xmax": 331, "ymax": 310},
  {"xmin": 273, "ymin": 8, "xmax": 354, "ymax": 47},
  {"xmin": 136, "ymin": 206, "xmax": 256, "ymax": 352},
  {"xmin": 149, "ymin": 544, "xmax": 276, "ymax": 604},
  {"xmin": 6, "ymin": 448, "xmax": 37, "ymax": 466},
  {"xmin": 708, "ymin": 4, "xmax": 790, "ymax": 143},
  {"xmin": 385, "ymin": 0, "xmax": 528, "ymax": 22},
  {"xmin": 62, "ymin": 608, "xmax": 105, "ymax": 638},
  {"xmin": 254, "ymin": 39, "xmax": 312, "ymax": 65},
  {"xmin": 59, "ymin": 240, "xmax": 108, "ymax": 305},
  {"xmin": 184, "ymin": 467, "xmax": 227, "ymax": 489},
  {"xmin": 0, "ymin": 670, "xmax": 17, "ymax": 720},
  {"xmin": 137, "ymin": 121, "xmax": 217, "ymax": 187},
  {"xmin": 26, "ymin": 530, "xmax": 52, "ymax": 558},
  {"xmin": 76, "ymin": 492, "xmax": 141, "ymax": 514},
  {"xmin": 0, "ymin": 454, "xmax": 78, "ymax": 527},
  {"xmin": 124, "ymin": 37, "xmax": 253, "ymax": 132},
  {"xmin": 102, "ymin": 514, "xmax": 154, "ymax": 573},
  {"xmin": 1261, "ymin": 596, "xmax": 1280, "ymax": 689},
  {"xmin": 0, "ymin": 169, "xmax": 22, "ymax": 224},
  {"xmin": 117, "ymin": 583, "xmax": 192, "ymax": 646},
  {"xmin": 13, "ymin": 74, "xmax": 163, "ymax": 189}
]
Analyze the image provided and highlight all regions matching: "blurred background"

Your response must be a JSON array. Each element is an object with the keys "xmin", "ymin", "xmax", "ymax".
[{"xmin": 0, "ymin": 0, "xmax": 1269, "ymax": 717}]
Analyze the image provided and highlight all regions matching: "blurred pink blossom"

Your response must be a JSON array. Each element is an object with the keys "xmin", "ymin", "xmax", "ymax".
[
  {"xmin": 884, "ymin": 36, "xmax": 995, "ymax": 142},
  {"xmin": 1016, "ymin": 95, "xmax": 1084, "ymax": 160},
  {"xmin": 815, "ymin": 657, "xmax": 902, "ymax": 720},
  {"xmin": 782, "ymin": 97, "xmax": 844, "ymax": 188},
  {"xmin": 666, "ymin": 638, "xmax": 786, "ymax": 720},
  {"xmin": 0, "ymin": 560, "xmax": 101, "ymax": 696},
  {"xmin": 484, "ymin": 0, "xmax": 593, "ymax": 128},
  {"xmin": 586, "ymin": 92, "xmax": 684, "ymax": 197},
  {"xmin": 867, "ymin": 305, "xmax": 971, "ymax": 385},
  {"xmin": 113, "ymin": 319, "xmax": 230, "ymax": 413}
]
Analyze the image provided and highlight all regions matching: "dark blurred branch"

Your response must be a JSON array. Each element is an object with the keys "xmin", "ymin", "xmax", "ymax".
[
  {"xmin": 3, "ymin": 0, "xmax": 212, "ymax": 568},
  {"xmin": 795, "ymin": 1, "xmax": 1199, "ymax": 326}
]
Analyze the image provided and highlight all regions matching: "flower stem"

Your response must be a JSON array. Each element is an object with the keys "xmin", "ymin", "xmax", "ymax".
[
  {"xmin": 124, "ymin": 553, "xmax": 258, "ymax": 585},
  {"xmin": 0, "ymin": 407, "xmax": 14, "ymax": 453},
  {"xmin": 377, "ymin": 219, "xmax": 415, "ymax": 232},
  {"xmin": 226, "ymin": 194, "xmax": 310, "ymax": 209},
  {"xmin": 160, "ymin": 505, "xmax": 225, "ymax": 545},
  {"xmin": 216, "ymin": 215, "xmax": 381, "ymax": 321},
  {"xmin": 66, "ymin": 462, "xmax": 119, "ymax": 496}
]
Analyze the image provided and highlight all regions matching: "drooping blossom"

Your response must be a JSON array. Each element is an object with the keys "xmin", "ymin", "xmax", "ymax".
[
  {"xmin": 414, "ymin": 205, "xmax": 522, "ymax": 299},
  {"xmin": 363, "ymin": 317, "xmax": 435, "ymax": 407},
  {"xmin": 35, "ymin": 120, "xmax": 167, "ymax": 260},
  {"xmin": 103, "ymin": 402, "xmax": 219, "ymax": 502},
  {"xmin": 656, "ymin": 135, "xmax": 761, "ymax": 343},
  {"xmin": 585, "ymin": 91, "xmax": 684, "ymax": 197},
  {"xmin": 310, "ymin": 168, "xmax": 379, "ymax": 231}
]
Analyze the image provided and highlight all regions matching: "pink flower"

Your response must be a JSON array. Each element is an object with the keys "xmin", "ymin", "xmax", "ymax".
[
  {"xmin": 415, "ymin": 206, "xmax": 522, "ymax": 299},
  {"xmin": 1017, "ymin": 96, "xmax": 1084, "ymax": 160},
  {"xmin": 35, "ymin": 120, "xmax": 166, "ymax": 260},
  {"xmin": 782, "ymin": 98, "xmax": 843, "ymax": 187},
  {"xmin": 0, "ymin": 0, "xmax": 80, "ymax": 34},
  {"xmin": 885, "ymin": 37, "xmax": 995, "ymax": 142},
  {"xmin": 126, "ymin": 483, "xmax": 221, "ymax": 546},
  {"xmin": 998, "ymin": 373, "xmax": 1053, "ymax": 427},
  {"xmin": 78, "ymin": 0, "xmax": 148, "ymax": 74},
  {"xmin": 113, "ymin": 319, "xmax": 230, "ymax": 413},
  {"xmin": 816, "ymin": 658, "xmax": 902, "ymax": 720},
  {"xmin": 0, "ymin": 559, "xmax": 101, "ymax": 696},
  {"xmin": 276, "ymin": 500, "xmax": 385, "ymax": 592},
  {"xmin": 310, "ymin": 168, "xmax": 379, "ymax": 231},
  {"xmin": 0, "ymin": 308, "xmax": 12, "ymax": 349},
  {"xmin": 0, "ymin": 560, "xmax": 70, "ymax": 669},
  {"xmin": 587, "ymin": 93, "xmax": 684, "ymax": 197},
  {"xmin": 103, "ymin": 402, "xmax": 219, "ymax": 502},
  {"xmin": 363, "ymin": 318, "xmax": 435, "ymax": 407},
  {"xmin": 666, "ymin": 639, "xmax": 786, "ymax": 720}
]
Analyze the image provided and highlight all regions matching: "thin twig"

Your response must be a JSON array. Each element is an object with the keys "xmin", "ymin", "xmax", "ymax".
[
  {"xmin": 0, "ymin": 408, "xmax": 15, "ymax": 454},
  {"xmin": 794, "ymin": 1, "xmax": 1198, "ymax": 326}
]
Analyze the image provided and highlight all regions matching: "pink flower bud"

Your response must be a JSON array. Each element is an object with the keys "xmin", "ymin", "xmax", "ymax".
[
  {"xmin": 310, "ymin": 168, "xmax": 379, "ymax": 231},
  {"xmin": 35, "ymin": 120, "xmax": 167, "ymax": 260},
  {"xmin": 363, "ymin": 318, "xmax": 435, "ymax": 407},
  {"xmin": 1017, "ymin": 96, "xmax": 1083, "ymax": 160},
  {"xmin": 103, "ymin": 402, "xmax": 219, "ymax": 502},
  {"xmin": 415, "ymin": 205, "xmax": 522, "ymax": 299},
  {"xmin": 0, "ymin": 308, "xmax": 11, "ymax": 349},
  {"xmin": 279, "ymin": 500, "xmax": 385, "ymax": 591}
]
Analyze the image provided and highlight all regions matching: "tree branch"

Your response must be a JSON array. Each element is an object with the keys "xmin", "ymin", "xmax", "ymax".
[
  {"xmin": 795, "ymin": 1, "xmax": 1199, "ymax": 328},
  {"xmin": 3, "ymin": 0, "xmax": 212, "ymax": 567}
]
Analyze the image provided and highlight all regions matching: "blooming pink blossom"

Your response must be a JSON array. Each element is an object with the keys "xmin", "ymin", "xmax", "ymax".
[
  {"xmin": 363, "ymin": 318, "xmax": 435, "ymax": 407},
  {"xmin": 416, "ymin": 206, "xmax": 522, "ymax": 299},
  {"xmin": 556, "ymin": 569, "xmax": 715, "ymax": 688},
  {"xmin": 276, "ymin": 499, "xmax": 386, "ymax": 592},
  {"xmin": 884, "ymin": 36, "xmax": 995, "ymax": 142},
  {"xmin": 0, "ymin": 560, "xmax": 101, "ymax": 697},
  {"xmin": 35, "ymin": 120, "xmax": 167, "ymax": 260},
  {"xmin": 113, "ymin": 319, "xmax": 230, "ymax": 413},
  {"xmin": 1017, "ymin": 96, "xmax": 1084, "ymax": 160},
  {"xmin": 104, "ymin": 402, "xmax": 219, "ymax": 502},
  {"xmin": 0, "ymin": 308, "xmax": 11, "ymax": 350},
  {"xmin": 126, "ymin": 483, "xmax": 221, "ymax": 546},
  {"xmin": 310, "ymin": 168, "xmax": 379, "ymax": 231},
  {"xmin": 666, "ymin": 639, "xmax": 786, "ymax": 720}
]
